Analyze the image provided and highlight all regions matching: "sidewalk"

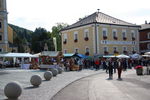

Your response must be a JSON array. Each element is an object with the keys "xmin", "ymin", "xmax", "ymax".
[{"xmin": 0, "ymin": 69, "xmax": 103, "ymax": 100}]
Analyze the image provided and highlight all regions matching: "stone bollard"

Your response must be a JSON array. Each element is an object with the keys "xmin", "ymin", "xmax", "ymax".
[
  {"xmin": 44, "ymin": 71, "xmax": 53, "ymax": 80},
  {"xmin": 4, "ymin": 81, "xmax": 22, "ymax": 99},
  {"xmin": 57, "ymin": 67, "xmax": 63, "ymax": 74},
  {"xmin": 30, "ymin": 75, "xmax": 42, "ymax": 87},
  {"xmin": 49, "ymin": 68, "xmax": 58, "ymax": 76}
]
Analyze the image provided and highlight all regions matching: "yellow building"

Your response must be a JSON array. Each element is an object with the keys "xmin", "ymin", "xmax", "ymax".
[
  {"xmin": 0, "ymin": 0, "xmax": 16, "ymax": 52},
  {"xmin": 61, "ymin": 11, "xmax": 140, "ymax": 56}
]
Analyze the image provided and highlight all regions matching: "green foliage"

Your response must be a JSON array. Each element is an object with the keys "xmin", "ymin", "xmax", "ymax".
[
  {"xmin": 51, "ymin": 23, "xmax": 68, "ymax": 51},
  {"xmin": 9, "ymin": 24, "xmax": 33, "ymax": 52}
]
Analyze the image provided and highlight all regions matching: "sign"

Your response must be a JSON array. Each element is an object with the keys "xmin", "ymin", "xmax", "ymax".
[{"xmin": 101, "ymin": 40, "xmax": 136, "ymax": 45}]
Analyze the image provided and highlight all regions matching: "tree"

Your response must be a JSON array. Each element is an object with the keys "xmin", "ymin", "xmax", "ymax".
[
  {"xmin": 51, "ymin": 23, "xmax": 68, "ymax": 51},
  {"xmin": 31, "ymin": 27, "xmax": 55, "ymax": 53}
]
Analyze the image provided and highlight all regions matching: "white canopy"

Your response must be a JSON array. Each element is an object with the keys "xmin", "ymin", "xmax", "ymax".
[
  {"xmin": 145, "ymin": 52, "xmax": 150, "ymax": 55},
  {"xmin": 116, "ymin": 54, "xmax": 130, "ymax": 58},
  {"xmin": 0, "ymin": 53, "xmax": 38, "ymax": 58}
]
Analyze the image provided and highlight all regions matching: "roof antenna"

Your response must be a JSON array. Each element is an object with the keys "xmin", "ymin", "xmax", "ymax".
[{"xmin": 97, "ymin": 9, "xmax": 100, "ymax": 13}]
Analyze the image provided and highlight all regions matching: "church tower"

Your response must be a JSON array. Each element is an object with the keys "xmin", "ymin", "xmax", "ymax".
[{"xmin": 0, "ymin": 0, "xmax": 8, "ymax": 52}]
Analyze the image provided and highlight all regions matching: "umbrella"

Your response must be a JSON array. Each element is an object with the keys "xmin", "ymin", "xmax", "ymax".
[
  {"xmin": 130, "ymin": 53, "xmax": 142, "ymax": 59},
  {"xmin": 142, "ymin": 55, "xmax": 150, "ymax": 57},
  {"xmin": 116, "ymin": 54, "xmax": 129, "ymax": 58}
]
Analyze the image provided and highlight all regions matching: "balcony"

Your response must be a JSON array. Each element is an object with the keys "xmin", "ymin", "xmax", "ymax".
[
  {"xmin": 74, "ymin": 39, "xmax": 78, "ymax": 43},
  {"xmin": 113, "ymin": 36, "xmax": 118, "ymax": 40},
  {"xmin": 84, "ymin": 37, "xmax": 89, "ymax": 41},
  {"xmin": 104, "ymin": 51, "xmax": 109, "ymax": 55},
  {"xmin": 85, "ymin": 52, "xmax": 89, "ymax": 56},
  {"xmin": 63, "ymin": 40, "xmax": 67, "ymax": 44},
  {"xmin": 103, "ymin": 36, "xmax": 107, "ymax": 40},
  {"xmin": 123, "ymin": 37, "xmax": 127, "ymax": 40},
  {"xmin": 132, "ymin": 37, "xmax": 135, "ymax": 41}
]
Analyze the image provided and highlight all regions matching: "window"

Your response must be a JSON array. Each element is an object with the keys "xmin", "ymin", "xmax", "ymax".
[
  {"xmin": 0, "ymin": 35, "xmax": 1, "ymax": 41},
  {"xmin": 122, "ymin": 30, "xmax": 127, "ymax": 40},
  {"xmin": 104, "ymin": 47, "xmax": 108, "ymax": 52},
  {"xmin": 102, "ymin": 28, "xmax": 107, "ymax": 39},
  {"xmin": 0, "ymin": 48, "xmax": 2, "ymax": 52},
  {"xmin": 147, "ymin": 32, "xmax": 150, "ymax": 39},
  {"xmin": 113, "ymin": 47, "xmax": 118, "ymax": 51},
  {"xmin": 74, "ymin": 31, "xmax": 78, "ymax": 42},
  {"xmin": 112, "ymin": 29, "xmax": 117, "ymax": 39},
  {"xmin": 0, "ymin": 22, "xmax": 1, "ymax": 29},
  {"xmin": 63, "ymin": 34, "xmax": 67, "ymax": 44},
  {"xmin": 64, "ymin": 49, "xmax": 67, "ymax": 54},
  {"xmin": 123, "ymin": 46, "xmax": 127, "ymax": 51},
  {"xmin": 84, "ymin": 29, "xmax": 89, "ymax": 41},
  {"xmin": 75, "ymin": 48, "xmax": 79, "ymax": 53},
  {"xmin": 147, "ymin": 44, "xmax": 150, "ymax": 49},
  {"xmin": 74, "ymin": 31, "xmax": 78, "ymax": 40},
  {"xmin": 132, "ymin": 46, "xmax": 136, "ymax": 51},
  {"xmin": 85, "ymin": 47, "xmax": 90, "ymax": 55},
  {"xmin": 131, "ymin": 30, "xmax": 136, "ymax": 40}
]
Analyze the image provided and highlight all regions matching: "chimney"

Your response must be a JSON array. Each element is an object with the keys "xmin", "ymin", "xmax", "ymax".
[
  {"xmin": 145, "ymin": 20, "xmax": 147, "ymax": 24},
  {"xmin": 97, "ymin": 9, "xmax": 100, "ymax": 13}
]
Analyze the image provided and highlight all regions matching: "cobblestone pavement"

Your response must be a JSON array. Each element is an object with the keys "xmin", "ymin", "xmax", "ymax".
[{"xmin": 0, "ymin": 68, "xmax": 103, "ymax": 100}]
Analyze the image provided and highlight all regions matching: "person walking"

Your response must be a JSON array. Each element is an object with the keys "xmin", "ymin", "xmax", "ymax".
[
  {"xmin": 117, "ymin": 59, "xmax": 123, "ymax": 80},
  {"xmin": 108, "ymin": 58, "xmax": 113, "ymax": 79}
]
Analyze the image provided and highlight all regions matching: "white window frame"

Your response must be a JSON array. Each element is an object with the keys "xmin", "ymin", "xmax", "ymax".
[
  {"xmin": 63, "ymin": 34, "xmax": 67, "ymax": 41},
  {"xmin": 74, "ymin": 48, "xmax": 79, "ymax": 53},
  {"xmin": 113, "ymin": 46, "xmax": 118, "ymax": 51},
  {"xmin": 122, "ymin": 29, "xmax": 127, "ymax": 38},
  {"xmin": 112, "ymin": 29, "xmax": 117, "ymax": 38},
  {"xmin": 64, "ymin": 49, "xmax": 67, "ymax": 54},
  {"xmin": 85, "ymin": 47, "xmax": 90, "ymax": 53},
  {"xmin": 102, "ymin": 28, "xmax": 108, "ymax": 37},
  {"xmin": 147, "ymin": 44, "xmax": 150, "ymax": 49},
  {"xmin": 103, "ymin": 46, "xmax": 108, "ymax": 52},
  {"xmin": 84, "ymin": 29, "xmax": 89, "ymax": 38},
  {"xmin": 132, "ymin": 46, "xmax": 136, "ymax": 51},
  {"xmin": 147, "ymin": 32, "xmax": 150, "ymax": 39},
  {"xmin": 74, "ymin": 31, "xmax": 78, "ymax": 40},
  {"xmin": 122, "ymin": 46, "xmax": 127, "ymax": 51},
  {"xmin": 131, "ymin": 30, "xmax": 135, "ymax": 38}
]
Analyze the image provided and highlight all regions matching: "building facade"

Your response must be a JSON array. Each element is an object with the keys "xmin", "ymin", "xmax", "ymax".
[
  {"xmin": 139, "ymin": 22, "xmax": 150, "ymax": 54},
  {"xmin": 0, "ymin": 0, "xmax": 16, "ymax": 52},
  {"xmin": 61, "ymin": 11, "xmax": 140, "ymax": 56}
]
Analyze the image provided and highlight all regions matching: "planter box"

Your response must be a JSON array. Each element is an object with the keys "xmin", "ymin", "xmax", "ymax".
[{"xmin": 136, "ymin": 68, "xmax": 143, "ymax": 75}]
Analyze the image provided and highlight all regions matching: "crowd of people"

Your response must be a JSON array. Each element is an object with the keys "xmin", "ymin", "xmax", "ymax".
[{"xmin": 63, "ymin": 57, "xmax": 150, "ymax": 79}]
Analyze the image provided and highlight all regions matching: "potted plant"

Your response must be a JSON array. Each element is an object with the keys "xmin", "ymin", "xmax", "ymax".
[
  {"xmin": 84, "ymin": 37, "xmax": 89, "ymax": 41},
  {"xmin": 74, "ymin": 39, "xmax": 78, "ymax": 42},
  {"xmin": 134, "ymin": 65, "xmax": 143, "ymax": 75},
  {"xmin": 103, "ymin": 36, "xmax": 107, "ymax": 40}
]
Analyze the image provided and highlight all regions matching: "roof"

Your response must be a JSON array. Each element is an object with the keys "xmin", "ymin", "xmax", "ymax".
[
  {"xmin": 41, "ymin": 51, "xmax": 61, "ymax": 57},
  {"xmin": 62, "ymin": 12, "xmax": 138, "ymax": 31},
  {"xmin": 140, "ymin": 24, "xmax": 150, "ymax": 30}
]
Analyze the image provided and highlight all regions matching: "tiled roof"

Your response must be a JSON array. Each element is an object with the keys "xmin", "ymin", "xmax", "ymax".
[{"xmin": 62, "ymin": 12, "xmax": 137, "ymax": 31}]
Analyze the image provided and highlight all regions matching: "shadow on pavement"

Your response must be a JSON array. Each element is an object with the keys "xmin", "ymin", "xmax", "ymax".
[{"xmin": 24, "ymin": 86, "xmax": 40, "ymax": 89}]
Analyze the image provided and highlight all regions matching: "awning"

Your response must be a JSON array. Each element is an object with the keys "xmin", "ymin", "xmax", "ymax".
[{"xmin": 0, "ymin": 53, "xmax": 38, "ymax": 58}]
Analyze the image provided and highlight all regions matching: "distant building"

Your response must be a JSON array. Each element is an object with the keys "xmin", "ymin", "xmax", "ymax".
[
  {"xmin": 0, "ymin": 0, "xmax": 17, "ymax": 52},
  {"xmin": 139, "ymin": 21, "xmax": 150, "ymax": 54},
  {"xmin": 61, "ymin": 11, "xmax": 140, "ymax": 56}
]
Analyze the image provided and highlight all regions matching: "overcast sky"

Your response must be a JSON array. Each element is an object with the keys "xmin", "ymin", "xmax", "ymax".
[{"xmin": 7, "ymin": 0, "xmax": 150, "ymax": 31}]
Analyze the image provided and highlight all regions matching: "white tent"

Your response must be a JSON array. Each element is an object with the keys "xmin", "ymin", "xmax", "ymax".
[
  {"xmin": 145, "ymin": 52, "xmax": 150, "ymax": 55},
  {"xmin": 0, "ymin": 53, "xmax": 38, "ymax": 58},
  {"xmin": 116, "ymin": 54, "xmax": 130, "ymax": 58}
]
